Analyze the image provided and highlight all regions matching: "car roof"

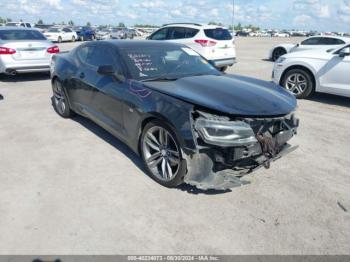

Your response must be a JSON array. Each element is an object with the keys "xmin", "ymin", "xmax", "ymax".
[
  {"xmin": 161, "ymin": 23, "xmax": 226, "ymax": 29},
  {"xmin": 100, "ymin": 40, "xmax": 186, "ymax": 49},
  {"xmin": 307, "ymin": 35, "xmax": 350, "ymax": 41},
  {"xmin": 0, "ymin": 26, "xmax": 36, "ymax": 31}
]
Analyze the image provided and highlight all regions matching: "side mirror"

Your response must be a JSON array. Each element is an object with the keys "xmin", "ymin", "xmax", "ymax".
[
  {"xmin": 339, "ymin": 47, "xmax": 350, "ymax": 58},
  {"xmin": 97, "ymin": 65, "xmax": 115, "ymax": 75}
]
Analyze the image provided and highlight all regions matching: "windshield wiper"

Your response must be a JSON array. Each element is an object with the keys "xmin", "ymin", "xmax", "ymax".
[{"xmin": 141, "ymin": 77, "xmax": 179, "ymax": 82}]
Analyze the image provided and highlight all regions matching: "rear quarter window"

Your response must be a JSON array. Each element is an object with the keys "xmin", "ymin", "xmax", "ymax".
[{"xmin": 204, "ymin": 28, "xmax": 232, "ymax": 40}]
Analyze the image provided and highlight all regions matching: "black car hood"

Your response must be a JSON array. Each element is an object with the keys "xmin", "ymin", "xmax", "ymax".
[{"xmin": 143, "ymin": 74, "xmax": 297, "ymax": 116}]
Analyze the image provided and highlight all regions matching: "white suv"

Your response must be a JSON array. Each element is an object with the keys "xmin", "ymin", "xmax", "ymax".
[{"xmin": 147, "ymin": 23, "xmax": 236, "ymax": 71}]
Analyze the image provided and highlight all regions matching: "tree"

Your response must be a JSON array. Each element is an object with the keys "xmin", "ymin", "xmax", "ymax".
[
  {"xmin": 86, "ymin": 21, "xmax": 91, "ymax": 27},
  {"xmin": 37, "ymin": 19, "xmax": 44, "ymax": 25},
  {"xmin": 68, "ymin": 20, "xmax": 74, "ymax": 26},
  {"xmin": 208, "ymin": 21, "xmax": 223, "ymax": 26},
  {"xmin": 234, "ymin": 22, "xmax": 242, "ymax": 31},
  {"xmin": 118, "ymin": 22, "xmax": 126, "ymax": 28}
]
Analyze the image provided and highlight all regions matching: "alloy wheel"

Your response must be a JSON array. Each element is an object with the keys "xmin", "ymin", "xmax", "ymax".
[
  {"xmin": 53, "ymin": 81, "xmax": 66, "ymax": 115},
  {"xmin": 142, "ymin": 126, "xmax": 180, "ymax": 181},
  {"xmin": 285, "ymin": 73, "xmax": 307, "ymax": 95}
]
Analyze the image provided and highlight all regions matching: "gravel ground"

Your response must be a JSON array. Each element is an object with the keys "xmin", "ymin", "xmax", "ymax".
[{"xmin": 0, "ymin": 37, "xmax": 349, "ymax": 255}]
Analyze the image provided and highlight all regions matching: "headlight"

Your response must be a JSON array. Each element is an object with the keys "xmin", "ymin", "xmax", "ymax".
[
  {"xmin": 195, "ymin": 118, "xmax": 258, "ymax": 147},
  {"xmin": 276, "ymin": 57, "xmax": 286, "ymax": 64}
]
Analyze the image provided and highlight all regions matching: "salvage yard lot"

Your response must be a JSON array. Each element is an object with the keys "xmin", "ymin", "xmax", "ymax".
[{"xmin": 0, "ymin": 37, "xmax": 349, "ymax": 254}]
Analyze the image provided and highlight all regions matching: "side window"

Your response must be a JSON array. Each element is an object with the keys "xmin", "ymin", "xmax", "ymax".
[
  {"xmin": 149, "ymin": 28, "xmax": 168, "ymax": 40},
  {"xmin": 301, "ymin": 37, "xmax": 322, "ymax": 45},
  {"xmin": 168, "ymin": 27, "xmax": 185, "ymax": 40},
  {"xmin": 26, "ymin": 23, "xmax": 31, "ymax": 28},
  {"xmin": 20, "ymin": 23, "xmax": 25, "ymax": 27},
  {"xmin": 86, "ymin": 46, "xmax": 120, "ymax": 69},
  {"xmin": 321, "ymin": 38, "xmax": 345, "ymax": 45},
  {"xmin": 184, "ymin": 28, "xmax": 199, "ymax": 38},
  {"xmin": 76, "ymin": 46, "xmax": 91, "ymax": 64}
]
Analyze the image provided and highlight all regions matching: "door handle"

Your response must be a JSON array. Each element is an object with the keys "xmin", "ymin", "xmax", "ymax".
[{"xmin": 79, "ymin": 72, "xmax": 85, "ymax": 79}]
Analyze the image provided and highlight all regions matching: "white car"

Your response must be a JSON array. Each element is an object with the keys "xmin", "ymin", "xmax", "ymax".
[
  {"xmin": 5, "ymin": 22, "xmax": 32, "ymax": 28},
  {"xmin": 269, "ymin": 36, "xmax": 350, "ymax": 61},
  {"xmin": 147, "ymin": 23, "xmax": 236, "ymax": 71},
  {"xmin": 273, "ymin": 32, "xmax": 290, "ymax": 38},
  {"xmin": 44, "ymin": 27, "xmax": 77, "ymax": 43},
  {"xmin": 0, "ymin": 27, "xmax": 59, "ymax": 75},
  {"xmin": 272, "ymin": 44, "xmax": 350, "ymax": 99}
]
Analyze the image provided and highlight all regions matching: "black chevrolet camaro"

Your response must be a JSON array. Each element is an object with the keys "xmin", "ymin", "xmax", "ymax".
[{"xmin": 51, "ymin": 40, "xmax": 299, "ymax": 190}]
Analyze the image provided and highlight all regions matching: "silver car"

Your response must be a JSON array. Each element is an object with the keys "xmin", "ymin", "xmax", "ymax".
[{"xmin": 0, "ymin": 27, "xmax": 58, "ymax": 75}]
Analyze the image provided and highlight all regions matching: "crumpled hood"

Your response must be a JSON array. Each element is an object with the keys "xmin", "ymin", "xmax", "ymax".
[{"xmin": 143, "ymin": 74, "xmax": 297, "ymax": 116}]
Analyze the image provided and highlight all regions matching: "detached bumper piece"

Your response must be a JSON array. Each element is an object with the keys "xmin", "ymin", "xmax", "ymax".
[{"xmin": 185, "ymin": 112, "xmax": 299, "ymax": 190}]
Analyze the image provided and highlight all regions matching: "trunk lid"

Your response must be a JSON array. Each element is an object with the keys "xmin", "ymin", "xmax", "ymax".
[{"xmin": 2, "ymin": 40, "xmax": 51, "ymax": 60}]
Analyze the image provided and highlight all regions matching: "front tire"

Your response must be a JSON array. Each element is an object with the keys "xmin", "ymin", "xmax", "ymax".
[
  {"xmin": 281, "ymin": 68, "xmax": 315, "ymax": 99},
  {"xmin": 57, "ymin": 36, "xmax": 62, "ymax": 43},
  {"xmin": 219, "ymin": 66, "xmax": 228, "ymax": 72},
  {"xmin": 272, "ymin": 47, "xmax": 286, "ymax": 61},
  {"xmin": 140, "ymin": 120, "xmax": 186, "ymax": 188},
  {"xmin": 52, "ymin": 79, "xmax": 73, "ymax": 118}
]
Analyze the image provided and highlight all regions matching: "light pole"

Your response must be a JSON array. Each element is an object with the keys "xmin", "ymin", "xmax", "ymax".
[{"xmin": 232, "ymin": 0, "xmax": 235, "ymax": 31}]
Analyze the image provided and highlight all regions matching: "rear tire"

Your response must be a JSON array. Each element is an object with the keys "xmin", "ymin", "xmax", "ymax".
[
  {"xmin": 71, "ymin": 36, "xmax": 76, "ymax": 42},
  {"xmin": 272, "ymin": 47, "xmax": 286, "ymax": 61},
  {"xmin": 281, "ymin": 68, "xmax": 315, "ymax": 99},
  {"xmin": 57, "ymin": 36, "xmax": 62, "ymax": 43},
  {"xmin": 140, "ymin": 120, "xmax": 186, "ymax": 188},
  {"xmin": 52, "ymin": 79, "xmax": 73, "ymax": 118}
]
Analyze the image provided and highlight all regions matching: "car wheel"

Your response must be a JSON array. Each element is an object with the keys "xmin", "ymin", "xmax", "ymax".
[
  {"xmin": 272, "ymin": 47, "xmax": 286, "ymax": 61},
  {"xmin": 72, "ymin": 36, "xmax": 76, "ymax": 42},
  {"xmin": 220, "ymin": 66, "xmax": 228, "ymax": 72},
  {"xmin": 52, "ymin": 79, "xmax": 73, "ymax": 118},
  {"xmin": 91, "ymin": 35, "xmax": 96, "ymax": 41},
  {"xmin": 282, "ymin": 69, "xmax": 315, "ymax": 99},
  {"xmin": 140, "ymin": 120, "xmax": 186, "ymax": 188},
  {"xmin": 57, "ymin": 36, "xmax": 62, "ymax": 43}
]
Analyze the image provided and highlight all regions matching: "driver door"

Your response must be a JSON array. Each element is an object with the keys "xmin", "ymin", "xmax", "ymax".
[
  {"xmin": 85, "ymin": 45, "xmax": 127, "ymax": 139},
  {"xmin": 318, "ymin": 45, "xmax": 350, "ymax": 97}
]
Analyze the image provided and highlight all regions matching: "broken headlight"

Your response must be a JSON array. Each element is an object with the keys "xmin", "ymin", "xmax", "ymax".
[{"xmin": 195, "ymin": 118, "xmax": 258, "ymax": 147}]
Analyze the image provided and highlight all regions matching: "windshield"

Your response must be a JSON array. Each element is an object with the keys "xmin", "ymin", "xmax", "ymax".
[
  {"xmin": 119, "ymin": 45, "xmax": 220, "ymax": 81},
  {"xmin": 48, "ymin": 28, "xmax": 60, "ymax": 32},
  {"xmin": 0, "ymin": 29, "xmax": 46, "ymax": 40}
]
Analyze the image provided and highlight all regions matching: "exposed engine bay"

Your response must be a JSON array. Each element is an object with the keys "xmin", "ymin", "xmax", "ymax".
[{"xmin": 183, "ymin": 110, "xmax": 299, "ymax": 190}]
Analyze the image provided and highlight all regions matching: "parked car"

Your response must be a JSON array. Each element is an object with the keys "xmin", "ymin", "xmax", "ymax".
[
  {"xmin": 235, "ymin": 31, "xmax": 250, "ymax": 37},
  {"xmin": 269, "ymin": 36, "xmax": 350, "ymax": 61},
  {"xmin": 273, "ymin": 44, "xmax": 350, "ymax": 99},
  {"xmin": 50, "ymin": 41, "xmax": 299, "ymax": 190},
  {"xmin": 44, "ymin": 27, "xmax": 78, "ymax": 43},
  {"xmin": 273, "ymin": 32, "xmax": 290, "ymax": 38},
  {"xmin": 0, "ymin": 27, "xmax": 59, "ymax": 75},
  {"xmin": 5, "ymin": 22, "xmax": 32, "ymax": 28},
  {"xmin": 34, "ymin": 24, "xmax": 54, "ymax": 33},
  {"xmin": 147, "ymin": 23, "xmax": 236, "ymax": 71},
  {"xmin": 96, "ymin": 29, "xmax": 111, "ymax": 40},
  {"xmin": 73, "ymin": 26, "xmax": 96, "ymax": 41},
  {"xmin": 110, "ymin": 28, "xmax": 126, "ymax": 39}
]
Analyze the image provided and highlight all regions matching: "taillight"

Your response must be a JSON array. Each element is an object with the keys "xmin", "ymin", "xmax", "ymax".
[
  {"xmin": 47, "ymin": 45, "xmax": 60, "ymax": 54},
  {"xmin": 195, "ymin": 39, "xmax": 217, "ymax": 47},
  {"xmin": 0, "ymin": 47, "xmax": 16, "ymax": 55}
]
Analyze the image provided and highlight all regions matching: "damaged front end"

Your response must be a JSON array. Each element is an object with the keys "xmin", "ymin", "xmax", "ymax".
[{"xmin": 183, "ymin": 110, "xmax": 299, "ymax": 190}]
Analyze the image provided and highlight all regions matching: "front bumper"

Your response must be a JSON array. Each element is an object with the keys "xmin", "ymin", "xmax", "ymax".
[
  {"xmin": 183, "ymin": 113, "xmax": 299, "ymax": 190},
  {"xmin": 209, "ymin": 57, "xmax": 236, "ymax": 68}
]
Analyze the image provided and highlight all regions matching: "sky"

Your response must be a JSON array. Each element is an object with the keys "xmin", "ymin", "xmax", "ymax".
[{"xmin": 0, "ymin": 0, "xmax": 349, "ymax": 32}]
